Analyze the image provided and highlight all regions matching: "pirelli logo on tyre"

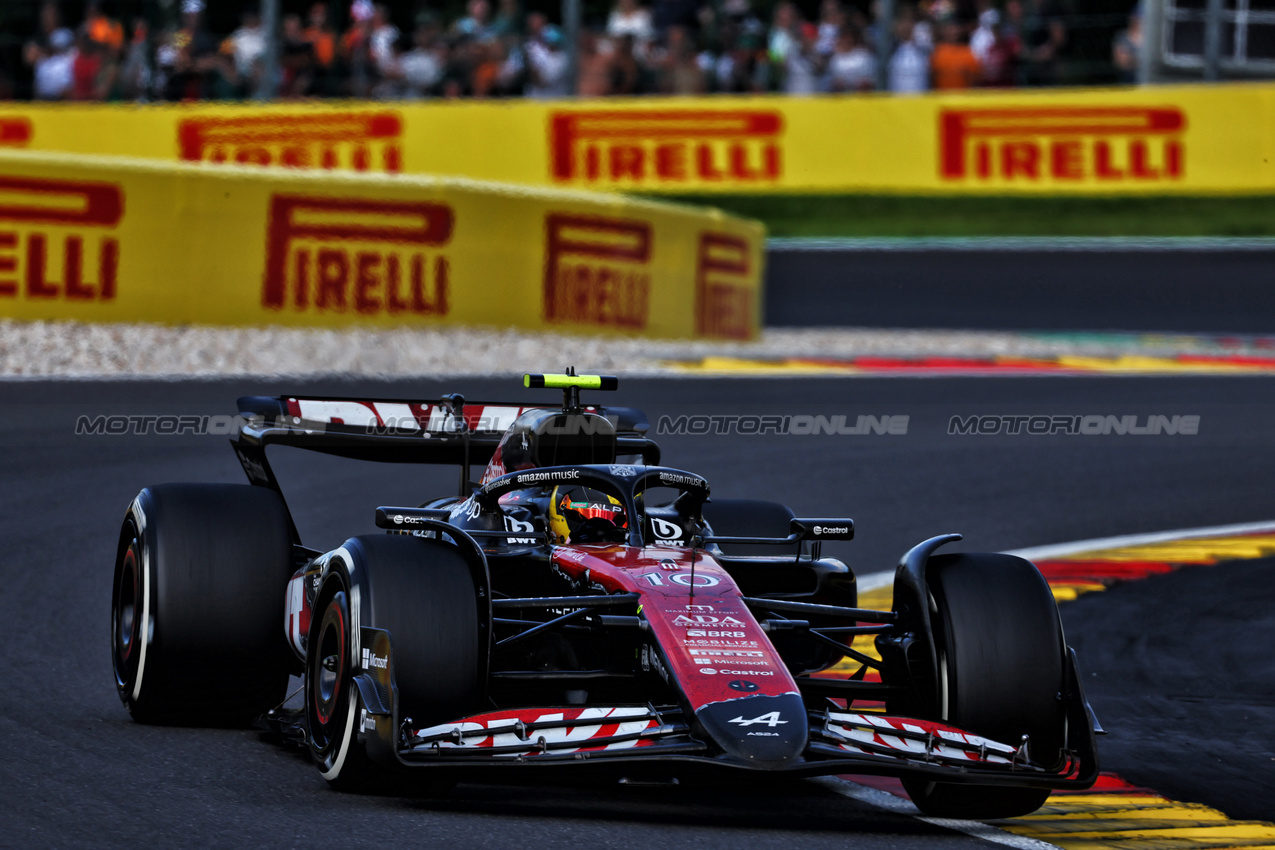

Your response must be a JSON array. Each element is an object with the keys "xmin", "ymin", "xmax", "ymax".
[
  {"xmin": 696, "ymin": 232, "xmax": 756, "ymax": 340},
  {"xmin": 939, "ymin": 107, "xmax": 1186, "ymax": 183},
  {"xmin": 178, "ymin": 112, "xmax": 404, "ymax": 172},
  {"xmin": 549, "ymin": 110, "xmax": 783, "ymax": 186},
  {"xmin": 0, "ymin": 175, "xmax": 123, "ymax": 303},
  {"xmin": 262, "ymin": 195, "xmax": 453, "ymax": 315},
  {"xmin": 543, "ymin": 213, "xmax": 651, "ymax": 329}
]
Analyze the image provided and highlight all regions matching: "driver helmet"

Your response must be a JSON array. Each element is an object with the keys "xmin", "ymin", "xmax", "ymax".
[{"xmin": 548, "ymin": 485, "xmax": 628, "ymax": 544}]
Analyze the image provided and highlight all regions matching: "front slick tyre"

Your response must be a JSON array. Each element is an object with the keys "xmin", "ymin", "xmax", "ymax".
[
  {"xmin": 307, "ymin": 535, "xmax": 482, "ymax": 793},
  {"xmin": 901, "ymin": 553, "xmax": 1065, "ymax": 820}
]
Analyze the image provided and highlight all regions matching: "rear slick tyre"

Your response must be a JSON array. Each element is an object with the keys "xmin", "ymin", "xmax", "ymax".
[
  {"xmin": 899, "ymin": 552, "xmax": 1066, "ymax": 820},
  {"xmin": 111, "ymin": 484, "xmax": 294, "ymax": 725}
]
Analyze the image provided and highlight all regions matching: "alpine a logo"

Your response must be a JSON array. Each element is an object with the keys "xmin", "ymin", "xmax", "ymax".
[
  {"xmin": 550, "ymin": 110, "xmax": 784, "ymax": 186},
  {"xmin": 728, "ymin": 711, "xmax": 787, "ymax": 727},
  {"xmin": 939, "ymin": 107, "xmax": 1186, "ymax": 183}
]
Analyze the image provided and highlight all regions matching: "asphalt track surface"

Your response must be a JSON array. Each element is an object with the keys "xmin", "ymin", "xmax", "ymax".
[
  {"xmin": 3, "ymin": 375, "xmax": 1274, "ymax": 846},
  {"xmin": 764, "ymin": 246, "xmax": 1275, "ymax": 333}
]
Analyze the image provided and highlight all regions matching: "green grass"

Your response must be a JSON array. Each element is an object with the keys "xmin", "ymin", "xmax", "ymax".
[{"xmin": 652, "ymin": 194, "xmax": 1275, "ymax": 238}]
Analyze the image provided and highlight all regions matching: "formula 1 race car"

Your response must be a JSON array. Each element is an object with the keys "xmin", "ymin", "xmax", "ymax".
[{"xmin": 110, "ymin": 373, "xmax": 1100, "ymax": 819}]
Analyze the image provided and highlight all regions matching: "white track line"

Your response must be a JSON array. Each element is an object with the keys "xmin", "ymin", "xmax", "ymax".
[
  {"xmin": 767, "ymin": 236, "xmax": 1275, "ymax": 252},
  {"xmin": 1003, "ymin": 519, "xmax": 1275, "ymax": 560},
  {"xmin": 816, "ymin": 777, "xmax": 1063, "ymax": 849},
  {"xmin": 854, "ymin": 519, "xmax": 1275, "ymax": 590}
]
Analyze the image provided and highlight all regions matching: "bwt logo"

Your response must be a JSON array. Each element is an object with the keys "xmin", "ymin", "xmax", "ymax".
[
  {"xmin": 543, "ymin": 213, "xmax": 650, "ymax": 329},
  {"xmin": 549, "ymin": 110, "xmax": 783, "ymax": 185},
  {"xmin": 696, "ymin": 233, "xmax": 755, "ymax": 340},
  {"xmin": 0, "ymin": 175, "xmax": 123, "ymax": 302},
  {"xmin": 178, "ymin": 112, "xmax": 404, "ymax": 172},
  {"xmin": 940, "ymin": 107, "xmax": 1186, "ymax": 182},
  {"xmin": 262, "ymin": 195, "xmax": 454, "ymax": 314}
]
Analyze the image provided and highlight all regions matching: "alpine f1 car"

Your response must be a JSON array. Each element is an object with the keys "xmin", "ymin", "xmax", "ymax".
[{"xmin": 110, "ymin": 373, "xmax": 1100, "ymax": 818}]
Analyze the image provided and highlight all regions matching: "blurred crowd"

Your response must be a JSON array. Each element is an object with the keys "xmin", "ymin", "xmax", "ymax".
[{"xmin": 16, "ymin": 0, "xmax": 1134, "ymax": 101}]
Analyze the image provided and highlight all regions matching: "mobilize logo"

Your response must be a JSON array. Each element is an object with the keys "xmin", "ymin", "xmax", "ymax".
[
  {"xmin": 0, "ymin": 175, "xmax": 123, "ymax": 302},
  {"xmin": 940, "ymin": 107, "xmax": 1186, "ymax": 183},
  {"xmin": 178, "ymin": 112, "xmax": 404, "ymax": 172},
  {"xmin": 550, "ymin": 110, "xmax": 783, "ymax": 185},
  {"xmin": 361, "ymin": 648, "xmax": 388, "ymax": 669},
  {"xmin": 696, "ymin": 233, "xmax": 755, "ymax": 340},
  {"xmin": 543, "ymin": 213, "xmax": 651, "ymax": 329},
  {"xmin": 262, "ymin": 195, "xmax": 453, "ymax": 315}
]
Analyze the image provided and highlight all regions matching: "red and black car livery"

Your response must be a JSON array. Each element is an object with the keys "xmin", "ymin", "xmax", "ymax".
[{"xmin": 110, "ymin": 373, "xmax": 1100, "ymax": 819}]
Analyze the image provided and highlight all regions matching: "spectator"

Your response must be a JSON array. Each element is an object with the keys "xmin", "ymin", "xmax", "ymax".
[
  {"xmin": 401, "ymin": 23, "xmax": 444, "ymax": 96},
  {"xmin": 369, "ymin": 4, "xmax": 401, "ymax": 78},
  {"xmin": 713, "ymin": 27, "xmax": 765, "ymax": 92},
  {"xmin": 342, "ymin": 0, "xmax": 376, "ymax": 96},
  {"xmin": 889, "ymin": 16, "xmax": 930, "ymax": 92},
  {"xmin": 611, "ymin": 33, "xmax": 645, "ymax": 92},
  {"xmin": 783, "ymin": 22, "xmax": 824, "ymax": 93},
  {"xmin": 653, "ymin": 0, "xmax": 703, "ymax": 34},
  {"xmin": 85, "ymin": 2, "xmax": 125, "ymax": 56},
  {"xmin": 1112, "ymin": 6, "xmax": 1141, "ymax": 84},
  {"xmin": 525, "ymin": 21, "xmax": 569, "ymax": 97},
  {"xmin": 768, "ymin": 1, "xmax": 799, "ymax": 67},
  {"xmin": 816, "ymin": 0, "xmax": 845, "ymax": 55},
  {"xmin": 455, "ymin": 0, "xmax": 494, "ymax": 41},
  {"xmin": 608, "ymin": 0, "xmax": 655, "ymax": 46},
  {"xmin": 658, "ymin": 25, "xmax": 707, "ymax": 93},
  {"xmin": 577, "ymin": 31, "xmax": 614, "ymax": 96},
  {"xmin": 118, "ymin": 18, "xmax": 153, "ymax": 100},
  {"xmin": 828, "ymin": 26, "xmax": 876, "ymax": 91},
  {"xmin": 970, "ymin": 7, "xmax": 997, "ymax": 63},
  {"xmin": 32, "ymin": 27, "xmax": 76, "ymax": 100},
  {"xmin": 931, "ymin": 18, "xmax": 981, "ymax": 88},
  {"xmin": 164, "ymin": 0, "xmax": 222, "ymax": 101},
  {"xmin": 1020, "ymin": 0, "xmax": 1065, "ymax": 85},
  {"xmin": 281, "ymin": 14, "xmax": 317, "ymax": 97},
  {"xmin": 304, "ymin": 4, "xmax": 339, "ymax": 94},
  {"xmin": 0, "ymin": 0, "xmax": 1120, "ymax": 102},
  {"xmin": 491, "ymin": 0, "xmax": 525, "ymax": 38},
  {"xmin": 227, "ymin": 10, "xmax": 266, "ymax": 83},
  {"xmin": 71, "ymin": 31, "xmax": 107, "ymax": 100}
]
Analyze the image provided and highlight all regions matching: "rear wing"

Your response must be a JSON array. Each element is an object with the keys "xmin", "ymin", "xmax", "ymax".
[{"xmin": 230, "ymin": 394, "xmax": 660, "ymax": 541}]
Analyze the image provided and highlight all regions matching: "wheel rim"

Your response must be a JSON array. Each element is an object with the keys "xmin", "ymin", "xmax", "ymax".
[
  {"xmin": 309, "ymin": 589, "xmax": 350, "ymax": 754},
  {"xmin": 112, "ymin": 536, "xmax": 143, "ymax": 691}
]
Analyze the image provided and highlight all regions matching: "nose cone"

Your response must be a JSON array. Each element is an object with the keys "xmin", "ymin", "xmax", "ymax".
[{"xmin": 695, "ymin": 693, "xmax": 808, "ymax": 767}]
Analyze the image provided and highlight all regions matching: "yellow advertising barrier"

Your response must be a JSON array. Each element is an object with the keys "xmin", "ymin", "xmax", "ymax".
[
  {"xmin": 0, "ymin": 84, "xmax": 1272, "ymax": 194},
  {"xmin": 0, "ymin": 149, "xmax": 764, "ymax": 339}
]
